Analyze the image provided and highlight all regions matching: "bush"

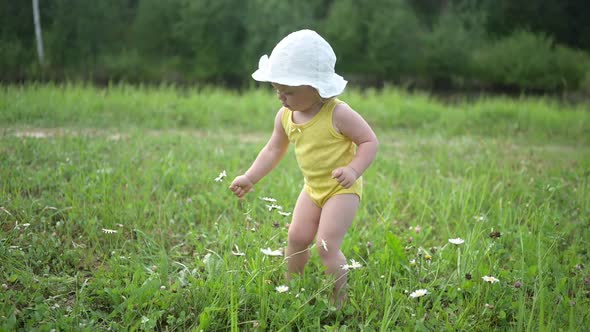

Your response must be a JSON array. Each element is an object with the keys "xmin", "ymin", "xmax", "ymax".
[
  {"xmin": 0, "ymin": 39, "xmax": 29, "ymax": 80},
  {"xmin": 472, "ymin": 30, "xmax": 590, "ymax": 91},
  {"xmin": 421, "ymin": 7, "xmax": 486, "ymax": 87},
  {"xmin": 96, "ymin": 50, "xmax": 149, "ymax": 83}
]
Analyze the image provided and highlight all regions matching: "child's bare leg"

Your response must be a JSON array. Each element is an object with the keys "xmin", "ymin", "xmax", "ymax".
[
  {"xmin": 285, "ymin": 191, "xmax": 321, "ymax": 278},
  {"xmin": 316, "ymin": 194, "xmax": 359, "ymax": 307}
]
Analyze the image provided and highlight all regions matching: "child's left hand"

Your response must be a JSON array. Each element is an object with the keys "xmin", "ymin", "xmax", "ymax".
[{"xmin": 332, "ymin": 166, "xmax": 359, "ymax": 189}]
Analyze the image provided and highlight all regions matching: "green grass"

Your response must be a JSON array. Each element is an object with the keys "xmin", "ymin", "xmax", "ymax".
[{"xmin": 1, "ymin": 84, "xmax": 589, "ymax": 331}]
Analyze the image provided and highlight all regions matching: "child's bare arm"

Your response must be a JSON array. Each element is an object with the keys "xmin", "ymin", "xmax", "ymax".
[
  {"xmin": 230, "ymin": 109, "xmax": 289, "ymax": 198},
  {"xmin": 244, "ymin": 109, "xmax": 290, "ymax": 183},
  {"xmin": 331, "ymin": 104, "xmax": 378, "ymax": 188}
]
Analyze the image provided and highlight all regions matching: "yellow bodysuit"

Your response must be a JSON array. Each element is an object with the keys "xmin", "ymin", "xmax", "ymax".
[{"xmin": 281, "ymin": 98, "xmax": 362, "ymax": 207}]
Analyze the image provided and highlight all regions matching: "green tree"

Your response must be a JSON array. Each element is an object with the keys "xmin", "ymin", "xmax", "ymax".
[
  {"xmin": 241, "ymin": 0, "xmax": 326, "ymax": 79},
  {"xmin": 421, "ymin": 6, "xmax": 485, "ymax": 87},
  {"xmin": 132, "ymin": 0, "xmax": 182, "ymax": 58},
  {"xmin": 484, "ymin": 0, "xmax": 590, "ymax": 50},
  {"xmin": 174, "ymin": 0, "xmax": 247, "ymax": 82},
  {"xmin": 365, "ymin": 0, "xmax": 426, "ymax": 81},
  {"xmin": 322, "ymin": 0, "xmax": 368, "ymax": 74},
  {"xmin": 0, "ymin": 1, "xmax": 35, "ymax": 78},
  {"xmin": 44, "ymin": 0, "xmax": 135, "ymax": 70}
]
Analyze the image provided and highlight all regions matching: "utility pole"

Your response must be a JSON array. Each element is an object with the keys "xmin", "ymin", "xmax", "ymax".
[{"xmin": 32, "ymin": 0, "xmax": 45, "ymax": 66}]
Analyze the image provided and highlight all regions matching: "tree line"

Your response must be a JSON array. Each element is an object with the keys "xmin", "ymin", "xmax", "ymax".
[{"xmin": 1, "ymin": 0, "xmax": 589, "ymax": 92}]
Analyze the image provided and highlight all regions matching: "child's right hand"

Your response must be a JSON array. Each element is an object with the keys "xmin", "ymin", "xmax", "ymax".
[{"xmin": 229, "ymin": 175, "xmax": 254, "ymax": 199}]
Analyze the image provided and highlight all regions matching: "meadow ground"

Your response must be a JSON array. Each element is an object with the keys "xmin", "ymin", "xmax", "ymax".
[{"xmin": 1, "ymin": 84, "xmax": 589, "ymax": 331}]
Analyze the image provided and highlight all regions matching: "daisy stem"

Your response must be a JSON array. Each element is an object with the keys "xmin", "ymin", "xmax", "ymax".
[{"xmin": 457, "ymin": 247, "xmax": 461, "ymax": 280}]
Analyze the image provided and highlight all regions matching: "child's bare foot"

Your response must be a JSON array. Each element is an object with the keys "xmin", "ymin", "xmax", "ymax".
[{"xmin": 329, "ymin": 292, "xmax": 348, "ymax": 310}]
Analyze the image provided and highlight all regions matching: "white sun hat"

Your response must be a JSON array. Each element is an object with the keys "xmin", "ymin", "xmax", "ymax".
[{"xmin": 251, "ymin": 29, "xmax": 347, "ymax": 98}]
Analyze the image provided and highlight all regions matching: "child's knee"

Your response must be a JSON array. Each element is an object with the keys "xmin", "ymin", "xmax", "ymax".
[
  {"xmin": 316, "ymin": 239, "xmax": 339, "ymax": 260},
  {"xmin": 288, "ymin": 228, "xmax": 314, "ymax": 248}
]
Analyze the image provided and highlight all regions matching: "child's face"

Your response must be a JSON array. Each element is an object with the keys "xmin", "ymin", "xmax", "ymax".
[{"xmin": 272, "ymin": 83, "xmax": 320, "ymax": 112}]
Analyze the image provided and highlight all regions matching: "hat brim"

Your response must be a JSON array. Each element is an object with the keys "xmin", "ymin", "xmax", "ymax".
[{"xmin": 252, "ymin": 68, "xmax": 347, "ymax": 98}]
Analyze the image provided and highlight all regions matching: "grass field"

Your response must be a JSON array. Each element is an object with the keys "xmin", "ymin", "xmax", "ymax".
[{"xmin": 1, "ymin": 84, "xmax": 589, "ymax": 331}]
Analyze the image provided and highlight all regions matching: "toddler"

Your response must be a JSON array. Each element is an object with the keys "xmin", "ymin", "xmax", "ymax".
[{"xmin": 229, "ymin": 29, "xmax": 378, "ymax": 307}]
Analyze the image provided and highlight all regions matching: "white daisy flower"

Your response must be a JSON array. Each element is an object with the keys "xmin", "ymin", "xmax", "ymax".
[
  {"xmin": 321, "ymin": 239, "xmax": 328, "ymax": 252},
  {"xmin": 409, "ymin": 259, "xmax": 417, "ymax": 266},
  {"xmin": 266, "ymin": 204, "xmax": 283, "ymax": 211},
  {"xmin": 96, "ymin": 168, "xmax": 113, "ymax": 174},
  {"xmin": 417, "ymin": 247, "xmax": 429, "ymax": 255},
  {"xmin": 448, "ymin": 238, "xmax": 465, "ymax": 245},
  {"xmin": 231, "ymin": 245, "xmax": 245, "ymax": 256},
  {"xmin": 0, "ymin": 207, "xmax": 14, "ymax": 217},
  {"xmin": 275, "ymin": 285, "xmax": 289, "ymax": 293},
  {"xmin": 214, "ymin": 170, "xmax": 227, "ymax": 182},
  {"xmin": 260, "ymin": 197, "xmax": 277, "ymax": 203},
  {"xmin": 278, "ymin": 211, "xmax": 292, "ymax": 217},
  {"xmin": 341, "ymin": 259, "xmax": 363, "ymax": 271},
  {"xmin": 102, "ymin": 228, "xmax": 118, "ymax": 234},
  {"xmin": 482, "ymin": 275, "xmax": 500, "ymax": 283},
  {"xmin": 409, "ymin": 289, "xmax": 428, "ymax": 298},
  {"xmin": 202, "ymin": 253, "xmax": 212, "ymax": 264},
  {"xmin": 474, "ymin": 214, "xmax": 487, "ymax": 222},
  {"xmin": 350, "ymin": 259, "xmax": 362, "ymax": 269},
  {"xmin": 261, "ymin": 247, "xmax": 283, "ymax": 257}
]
